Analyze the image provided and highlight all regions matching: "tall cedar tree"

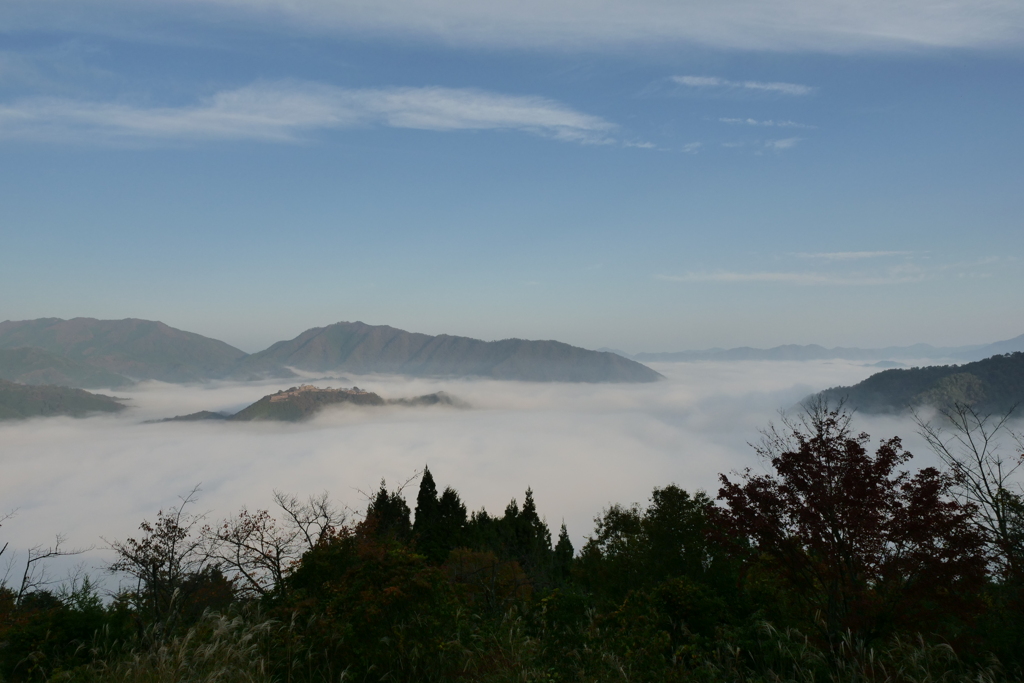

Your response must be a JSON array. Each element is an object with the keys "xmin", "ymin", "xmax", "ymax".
[
  {"xmin": 717, "ymin": 404, "xmax": 987, "ymax": 645},
  {"xmin": 365, "ymin": 480, "xmax": 411, "ymax": 541},
  {"xmin": 436, "ymin": 486, "xmax": 468, "ymax": 557},
  {"xmin": 554, "ymin": 522, "xmax": 574, "ymax": 581},
  {"xmin": 412, "ymin": 467, "xmax": 469, "ymax": 563},
  {"xmin": 507, "ymin": 489, "xmax": 553, "ymax": 579},
  {"xmin": 413, "ymin": 467, "xmax": 442, "ymax": 560}
]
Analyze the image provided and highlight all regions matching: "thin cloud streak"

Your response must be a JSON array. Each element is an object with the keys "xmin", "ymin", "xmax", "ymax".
[
  {"xmin": 656, "ymin": 270, "xmax": 926, "ymax": 286},
  {"xmin": 794, "ymin": 251, "xmax": 915, "ymax": 260},
  {"xmin": 674, "ymin": 76, "xmax": 814, "ymax": 96},
  {"xmin": 720, "ymin": 138, "xmax": 802, "ymax": 151},
  {"xmin": 764, "ymin": 137, "xmax": 801, "ymax": 150},
  {"xmin": 6, "ymin": 0, "xmax": 1021, "ymax": 52},
  {"xmin": 0, "ymin": 81, "xmax": 616, "ymax": 145},
  {"xmin": 719, "ymin": 117, "xmax": 814, "ymax": 129}
]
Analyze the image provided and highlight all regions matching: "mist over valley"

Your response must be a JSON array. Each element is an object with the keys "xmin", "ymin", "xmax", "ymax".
[{"xmin": 0, "ymin": 356, "xmax": 964, "ymax": 581}]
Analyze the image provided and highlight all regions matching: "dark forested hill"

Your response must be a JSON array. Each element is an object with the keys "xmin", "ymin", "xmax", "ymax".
[
  {"xmin": 0, "ymin": 318, "xmax": 247, "ymax": 383},
  {"xmin": 230, "ymin": 384, "xmax": 387, "ymax": 421},
  {"xmin": 238, "ymin": 321, "xmax": 663, "ymax": 383},
  {"xmin": 0, "ymin": 346, "xmax": 133, "ymax": 388},
  {"xmin": 0, "ymin": 378, "xmax": 126, "ymax": 420},
  {"xmin": 159, "ymin": 384, "xmax": 460, "ymax": 422},
  {"xmin": 815, "ymin": 352, "xmax": 1024, "ymax": 413}
]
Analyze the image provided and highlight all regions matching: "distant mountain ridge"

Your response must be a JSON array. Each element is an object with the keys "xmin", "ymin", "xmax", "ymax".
[
  {"xmin": 237, "ymin": 321, "xmax": 663, "ymax": 383},
  {"xmin": 5, "ymin": 316, "xmax": 1018, "ymax": 388},
  {"xmin": 0, "ymin": 318, "xmax": 663, "ymax": 386},
  {"xmin": 629, "ymin": 334, "xmax": 1024, "ymax": 364},
  {"xmin": 0, "ymin": 318, "xmax": 246, "ymax": 383}
]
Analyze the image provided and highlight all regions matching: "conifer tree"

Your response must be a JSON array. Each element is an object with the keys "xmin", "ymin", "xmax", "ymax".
[
  {"xmin": 366, "ymin": 479, "xmax": 411, "ymax": 541},
  {"xmin": 554, "ymin": 522, "xmax": 574, "ymax": 581},
  {"xmin": 521, "ymin": 488, "xmax": 552, "ymax": 555},
  {"xmin": 436, "ymin": 486, "xmax": 468, "ymax": 557},
  {"xmin": 413, "ymin": 467, "xmax": 440, "ymax": 531},
  {"xmin": 413, "ymin": 467, "xmax": 447, "ymax": 562}
]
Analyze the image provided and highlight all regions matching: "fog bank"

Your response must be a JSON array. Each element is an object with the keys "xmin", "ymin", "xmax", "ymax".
[{"xmin": 0, "ymin": 360, "xmax": 949, "ymax": 586}]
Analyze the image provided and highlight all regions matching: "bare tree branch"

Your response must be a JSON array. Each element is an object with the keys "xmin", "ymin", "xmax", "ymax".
[
  {"xmin": 203, "ymin": 491, "xmax": 348, "ymax": 598},
  {"xmin": 0, "ymin": 508, "xmax": 15, "ymax": 565},
  {"xmin": 915, "ymin": 402, "xmax": 1024, "ymax": 578},
  {"xmin": 16, "ymin": 534, "xmax": 93, "ymax": 605},
  {"xmin": 105, "ymin": 485, "xmax": 212, "ymax": 627},
  {"xmin": 273, "ymin": 490, "xmax": 346, "ymax": 551}
]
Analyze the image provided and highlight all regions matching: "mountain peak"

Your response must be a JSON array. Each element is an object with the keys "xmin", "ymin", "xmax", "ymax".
[{"xmin": 241, "ymin": 321, "xmax": 662, "ymax": 383}]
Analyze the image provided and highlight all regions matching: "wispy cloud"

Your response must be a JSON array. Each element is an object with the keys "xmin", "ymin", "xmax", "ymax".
[
  {"xmin": 656, "ymin": 271, "xmax": 925, "ymax": 286},
  {"xmin": 719, "ymin": 117, "xmax": 814, "ymax": 129},
  {"xmin": 682, "ymin": 142, "xmax": 702, "ymax": 154},
  {"xmin": 673, "ymin": 76, "xmax": 813, "ymax": 96},
  {"xmin": 794, "ymin": 251, "xmax": 914, "ymax": 260},
  {"xmin": 721, "ymin": 138, "xmax": 801, "ymax": 152},
  {"xmin": 763, "ymin": 137, "xmax": 801, "ymax": 150},
  {"xmin": 4, "ymin": 0, "xmax": 1023, "ymax": 53},
  {"xmin": 0, "ymin": 81, "xmax": 616, "ymax": 145}
]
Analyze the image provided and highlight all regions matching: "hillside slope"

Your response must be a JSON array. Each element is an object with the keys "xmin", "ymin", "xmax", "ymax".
[
  {"xmin": 0, "ymin": 379, "xmax": 126, "ymax": 420},
  {"xmin": 0, "ymin": 318, "xmax": 248, "ymax": 383},
  {"xmin": 955, "ymin": 333, "xmax": 1024, "ymax": 361},
  {"xmin": 815, "ymin": 352, "xmax": 1024, "ymax": 414},
  {"xmin": 0, "ymin": 347, "xmax": 134, "ymax": 388},
  {"xmin": 239, "ymin": 321, "xmax": 663, "ymax": 383},
  {"xmin": 230, "ymin": 384, "xmax": 386, "ymax": 421},
  {"xmin": 158, "ymin": 385, "xmax": 460, "ymax": 422}
]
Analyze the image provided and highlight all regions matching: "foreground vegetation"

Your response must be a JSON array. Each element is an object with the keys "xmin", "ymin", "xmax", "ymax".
[{"xmin": 2, "ymin": 401, "xmax": 1022, "ymax": 682}]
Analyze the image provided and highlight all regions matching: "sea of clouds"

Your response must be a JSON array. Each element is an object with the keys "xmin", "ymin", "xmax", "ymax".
[{"xmin": 0, "ymin": 360, "xmax": 951, "ymax": 589}]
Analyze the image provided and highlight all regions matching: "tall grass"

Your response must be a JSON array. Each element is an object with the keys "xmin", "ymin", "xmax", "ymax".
[
  {"xmin": 45, "ymin": 612, "xmax": 1015, "ymax": 683},
  {"xmin": 54, "ymin": 613, "xmax": 275, "ymax": 683}
]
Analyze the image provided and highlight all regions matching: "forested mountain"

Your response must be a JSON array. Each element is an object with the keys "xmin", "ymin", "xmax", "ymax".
[
  {"xmin": 238, "ymin": 321, "xmax": 663, "ymax": 383},
  {"xmin": 8, "ymin": 316, "xmax": 1022, "ymax": 386},
  {"xmin": 0, "ymin": 347, "xmax": 133, "ymax": 388},
  {"xmin": 230, "ymin": 385, "xmax": 387, "ymax": 421},
  {"xmin": 0, "ymin": 379, "xmax": 126, "ymax": 419},
  {"xmin": 815, "ymin": 352, "xmax": 1024, "ymax": 413},
  {"xmin": 0, "ymin": 318, "xmax": 247, "ymax": 383},
  {"xmin": 0, "ymin": 318, "xmax": 662, "ymax": 384},
  {"xmin": 157, "ymin": 384, "xmax": 461, "ymax": 422}
]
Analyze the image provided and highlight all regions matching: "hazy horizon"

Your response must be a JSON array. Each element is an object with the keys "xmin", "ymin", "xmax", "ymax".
[{"xmin": 3, "ymin": 314, "xmax": 1021, "ymax": 358}]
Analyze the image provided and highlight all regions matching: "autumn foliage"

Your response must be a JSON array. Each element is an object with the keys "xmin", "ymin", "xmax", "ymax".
[
  {"xmin": 717, "ymin": 403, "xmax": 988, "ymax": 643},
  {"xmin": 1, "ymin": 405, "xmax": 1022, "ymax": 682}
]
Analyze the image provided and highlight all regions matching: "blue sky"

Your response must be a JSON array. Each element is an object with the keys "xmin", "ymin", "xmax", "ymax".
[{"xmin": 1, "ymin": 0, "xmax": 1022, "ymax": 353}]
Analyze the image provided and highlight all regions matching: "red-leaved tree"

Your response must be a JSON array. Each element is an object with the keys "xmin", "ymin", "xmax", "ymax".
[{"xmin": 717, "ymin": 401, "xmax": 987, "ymax": 645}]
